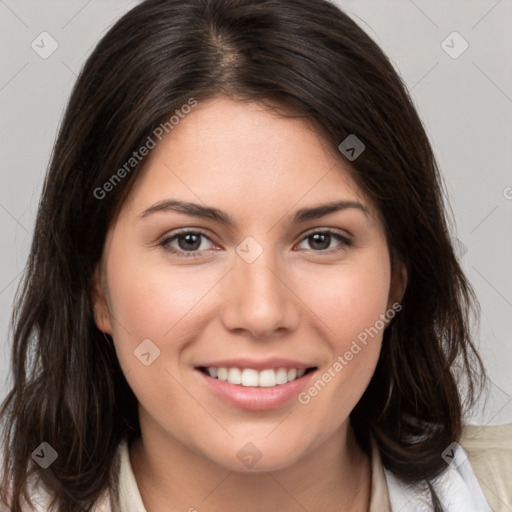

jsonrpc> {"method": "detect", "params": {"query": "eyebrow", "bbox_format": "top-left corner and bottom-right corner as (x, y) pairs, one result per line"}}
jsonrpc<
(139, 199), (369, 224)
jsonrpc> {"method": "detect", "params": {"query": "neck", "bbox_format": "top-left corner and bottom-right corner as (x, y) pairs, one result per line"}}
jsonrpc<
(130, 418), (371, 512)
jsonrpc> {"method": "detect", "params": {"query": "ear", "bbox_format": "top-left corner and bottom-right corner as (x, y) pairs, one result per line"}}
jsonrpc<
(388, 260), (407, 308)
(91, 265), (113, 335)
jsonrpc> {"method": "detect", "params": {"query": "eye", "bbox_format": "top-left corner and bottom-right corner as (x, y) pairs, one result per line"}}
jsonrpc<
(159, 228), (351, 258)
(296, 229), (351, 252)
(159, 230), (216, 257)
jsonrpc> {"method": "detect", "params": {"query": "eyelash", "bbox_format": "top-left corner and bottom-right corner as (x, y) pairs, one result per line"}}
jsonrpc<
(158, 229), (352, 258)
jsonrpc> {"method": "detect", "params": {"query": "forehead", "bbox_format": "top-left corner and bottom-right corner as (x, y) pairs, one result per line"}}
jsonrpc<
(122, 96), (376, 222)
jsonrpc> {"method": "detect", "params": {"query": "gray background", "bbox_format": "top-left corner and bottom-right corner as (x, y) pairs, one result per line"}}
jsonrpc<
(1, 0), (511, 425)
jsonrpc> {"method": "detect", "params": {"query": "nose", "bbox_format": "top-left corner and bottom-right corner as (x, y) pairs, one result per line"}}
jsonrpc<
(218, 247), (300, 339)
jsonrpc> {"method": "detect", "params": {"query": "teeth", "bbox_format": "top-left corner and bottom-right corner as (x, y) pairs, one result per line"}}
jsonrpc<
(275, 368), (288, 385)
(228, 367), (242, 384)
(217, 367), (228, 381)
(204, 366), (310, 387)
(241, 368), (259, 387)
(258, 369), (276, 387)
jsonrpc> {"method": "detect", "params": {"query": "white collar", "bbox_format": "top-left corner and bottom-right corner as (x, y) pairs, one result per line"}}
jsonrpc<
(384, 442), (492, 511)
(116, 439), (491, 511)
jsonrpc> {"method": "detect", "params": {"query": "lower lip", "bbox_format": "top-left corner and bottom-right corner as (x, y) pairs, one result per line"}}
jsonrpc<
(196, 369), (315, 411)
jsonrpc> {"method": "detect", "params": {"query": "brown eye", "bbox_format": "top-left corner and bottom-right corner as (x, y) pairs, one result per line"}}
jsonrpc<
(176, 233), (202, 251)
(308, 233), (331, 250)
(297, 230), (351, 252)
(160, 230), (215, 257)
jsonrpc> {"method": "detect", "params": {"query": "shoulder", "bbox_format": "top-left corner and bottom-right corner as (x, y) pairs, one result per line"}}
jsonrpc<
(0, 486), (112, 512)
(461, 423), (512, 450)
(0, 471), (114, 512)
(0, 474), (54, 512)
(460, 423), (512, 511)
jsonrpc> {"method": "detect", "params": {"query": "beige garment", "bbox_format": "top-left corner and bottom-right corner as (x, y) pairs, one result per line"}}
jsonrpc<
(460, 424), (512, 512)
(2, 424), (510, 511)
(116, 425), (512, 511)
(115, 438), (392, 511)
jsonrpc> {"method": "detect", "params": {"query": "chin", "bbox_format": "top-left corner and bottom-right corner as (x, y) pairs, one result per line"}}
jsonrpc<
(200, 434), (310, 473)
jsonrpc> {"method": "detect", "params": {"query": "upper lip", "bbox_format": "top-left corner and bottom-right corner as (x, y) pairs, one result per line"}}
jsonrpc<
(195, 358), (317, 371)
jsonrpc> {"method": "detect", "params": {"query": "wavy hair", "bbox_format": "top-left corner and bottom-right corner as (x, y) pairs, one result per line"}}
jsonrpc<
(1, 0), (485, 510)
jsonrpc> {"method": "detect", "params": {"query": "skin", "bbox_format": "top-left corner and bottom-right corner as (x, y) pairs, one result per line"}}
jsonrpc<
(93, 96), (407, 511)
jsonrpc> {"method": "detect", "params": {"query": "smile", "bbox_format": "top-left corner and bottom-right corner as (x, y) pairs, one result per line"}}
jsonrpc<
(198, 366), (315, 387)
(195, 361), (318, 411)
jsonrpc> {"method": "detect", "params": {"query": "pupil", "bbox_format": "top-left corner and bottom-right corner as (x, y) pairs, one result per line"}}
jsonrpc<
(178, 233), (201, 251)
(310, 233), (330, 250)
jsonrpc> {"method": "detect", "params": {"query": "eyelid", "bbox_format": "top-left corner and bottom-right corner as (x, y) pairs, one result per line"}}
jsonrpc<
(298, 227), (352, 244)
(163, 227), (213, 239)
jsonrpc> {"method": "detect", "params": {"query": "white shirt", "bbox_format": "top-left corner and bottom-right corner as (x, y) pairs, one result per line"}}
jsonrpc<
(8, 424), (512, 511)
(115, 425), (512, 511)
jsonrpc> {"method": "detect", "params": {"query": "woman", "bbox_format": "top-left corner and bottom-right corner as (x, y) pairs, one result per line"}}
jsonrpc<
(1, 0), (510, 510)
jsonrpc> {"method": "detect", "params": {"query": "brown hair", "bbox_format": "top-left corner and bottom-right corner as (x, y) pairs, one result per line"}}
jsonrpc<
(1, 0), (485, 510)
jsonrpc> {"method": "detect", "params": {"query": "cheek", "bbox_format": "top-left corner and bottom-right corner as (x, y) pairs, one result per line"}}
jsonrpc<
(303, 255), (391, 350)
(104, 249), (223, 427)
(103, 240), (225, 384)
(106, 249), (216, 341)
(294, 253), (390, 412)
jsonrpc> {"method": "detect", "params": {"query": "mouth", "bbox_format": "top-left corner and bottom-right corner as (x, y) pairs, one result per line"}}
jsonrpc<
(194, 363), (318, 411)
(196, 366), (317, 388)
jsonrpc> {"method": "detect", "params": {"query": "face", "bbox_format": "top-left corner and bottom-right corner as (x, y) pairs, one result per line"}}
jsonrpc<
(93, 96), (406, 472)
